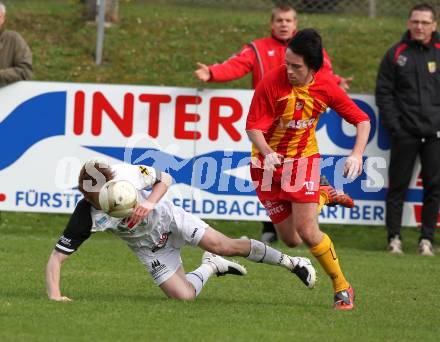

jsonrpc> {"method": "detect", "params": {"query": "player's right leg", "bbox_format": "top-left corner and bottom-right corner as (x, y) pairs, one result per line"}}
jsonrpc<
(319, 175), (355, 212)
(198, 227), (316, 289)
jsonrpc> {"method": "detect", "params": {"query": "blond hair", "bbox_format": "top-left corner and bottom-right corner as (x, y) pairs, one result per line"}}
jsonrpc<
(271, 2), (296, 22)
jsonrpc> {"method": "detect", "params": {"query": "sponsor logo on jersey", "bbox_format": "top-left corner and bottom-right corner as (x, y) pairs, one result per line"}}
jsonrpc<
(268, 50), (275, 57)
(97, 216), (109, 226)
(295, 101), (304, 111)
(139, 165), (150, 176)
(428, 61), (436, 73)
(116, 219), (136, 233)
(282, 118), (315, 129)
(151, 232), (171, 252)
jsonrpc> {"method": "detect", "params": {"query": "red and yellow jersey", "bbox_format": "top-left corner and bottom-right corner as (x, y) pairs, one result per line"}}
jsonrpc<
(246, 65), (370, 164)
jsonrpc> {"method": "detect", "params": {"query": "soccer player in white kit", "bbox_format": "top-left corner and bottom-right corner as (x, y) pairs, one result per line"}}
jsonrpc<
(46, 161), (316, 301)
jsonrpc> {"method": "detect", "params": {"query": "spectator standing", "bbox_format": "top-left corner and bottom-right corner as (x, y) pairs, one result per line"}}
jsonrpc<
(376, 3), (440, 256)
(195, 3), (353, 244)
(0, 1), (33, 87)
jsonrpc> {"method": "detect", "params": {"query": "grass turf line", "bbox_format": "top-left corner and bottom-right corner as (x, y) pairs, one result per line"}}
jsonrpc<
(0, 211), (439, 341)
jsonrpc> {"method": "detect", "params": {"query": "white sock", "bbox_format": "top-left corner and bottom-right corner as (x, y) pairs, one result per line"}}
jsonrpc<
(246, 239), (294, 271)
(186, 264), (214, 297)
(245, 239), (282, 265)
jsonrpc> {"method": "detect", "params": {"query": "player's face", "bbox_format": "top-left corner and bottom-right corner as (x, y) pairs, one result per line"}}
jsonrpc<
(285, 48), (314, 87)
(407, 10), (437, 45)
(271, 9), (297, 41)
(0, 11), (5, 28)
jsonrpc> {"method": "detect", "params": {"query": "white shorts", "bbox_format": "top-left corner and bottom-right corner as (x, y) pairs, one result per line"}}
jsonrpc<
(134, 206), (208, 285)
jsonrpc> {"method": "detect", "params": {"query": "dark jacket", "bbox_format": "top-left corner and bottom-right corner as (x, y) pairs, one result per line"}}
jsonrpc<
(375, 30), (440, 137)
(0, 27), (33, 86)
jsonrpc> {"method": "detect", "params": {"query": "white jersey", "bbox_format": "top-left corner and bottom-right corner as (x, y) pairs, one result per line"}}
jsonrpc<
(55, 162), (208, 285)
(90, 164), (176, 251)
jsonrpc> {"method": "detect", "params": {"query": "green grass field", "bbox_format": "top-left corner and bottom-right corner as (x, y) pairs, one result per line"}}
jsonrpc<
(1, 211), (439, 341)
(2, 1), (440, 341)
(7, 0), (404, 93)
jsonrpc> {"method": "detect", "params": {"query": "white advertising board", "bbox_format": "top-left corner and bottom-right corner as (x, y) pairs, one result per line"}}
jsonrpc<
(0, 81), (437, 227)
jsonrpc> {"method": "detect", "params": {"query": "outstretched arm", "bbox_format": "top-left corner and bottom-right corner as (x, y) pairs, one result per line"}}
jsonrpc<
(194, 44), (256, 83)
(128, 171), (173, 227)
(194, 62), (211, 82)
(46, 250), (72, 301)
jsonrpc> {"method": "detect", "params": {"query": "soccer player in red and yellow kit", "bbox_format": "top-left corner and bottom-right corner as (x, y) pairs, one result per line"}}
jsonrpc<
(246, 29), (371, 310)
(195, 3), (355, 245)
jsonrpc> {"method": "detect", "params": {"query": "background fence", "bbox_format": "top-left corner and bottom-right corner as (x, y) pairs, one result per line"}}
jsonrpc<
(167, 0), (440, 17)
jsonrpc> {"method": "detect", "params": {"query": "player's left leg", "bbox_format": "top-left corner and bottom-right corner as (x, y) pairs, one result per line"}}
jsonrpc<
(140, 246), (207, 301)
(184, 252), (247, 299)
(289, 202), (354, 310)
(151, 253), (242, 300)
(159, 258), (245, 300)
(159, 266), (200, 300)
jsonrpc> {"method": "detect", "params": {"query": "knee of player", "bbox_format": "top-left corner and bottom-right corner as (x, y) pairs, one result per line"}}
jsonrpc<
(295, 229), (318, 246)
(179, 294), (196, 302)
(208, 239), (235, 256)
(170, 291), (196, 301)
(281, 236), (302, 248)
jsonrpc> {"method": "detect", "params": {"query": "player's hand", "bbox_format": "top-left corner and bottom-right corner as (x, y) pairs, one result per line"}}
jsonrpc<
(344, 154), (363, 179)
(127, 201), (154, 228)
(49, 295), (72, 302)
(263, 152), (283, 171)
(339, 76), (353, 91)
(194, 62), (211, 82)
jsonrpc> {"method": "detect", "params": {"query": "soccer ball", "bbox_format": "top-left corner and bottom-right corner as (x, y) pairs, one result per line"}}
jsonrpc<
(99, 180), (138, 218)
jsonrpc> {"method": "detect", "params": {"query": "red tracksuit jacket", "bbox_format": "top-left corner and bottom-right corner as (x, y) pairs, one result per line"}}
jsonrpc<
(208, 33), (342, 89)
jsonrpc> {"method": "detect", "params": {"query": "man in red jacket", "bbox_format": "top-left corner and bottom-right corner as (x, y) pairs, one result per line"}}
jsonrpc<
(194, 3), (354, 243)
(195, 3), (352, 90)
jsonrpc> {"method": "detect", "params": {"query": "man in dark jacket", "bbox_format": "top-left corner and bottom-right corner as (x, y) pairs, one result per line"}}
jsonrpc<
(376, 3), (440, 256)
(0, 1), (33, 86)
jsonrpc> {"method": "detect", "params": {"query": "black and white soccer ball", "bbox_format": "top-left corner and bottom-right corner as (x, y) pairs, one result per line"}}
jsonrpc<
(99, 180), (138, 218)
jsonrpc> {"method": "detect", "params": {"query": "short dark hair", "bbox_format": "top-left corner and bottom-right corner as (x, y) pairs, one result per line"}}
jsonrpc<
(287, 28), (323, 71)
(271, 2), (296, 22)
(409, 3), (437, 20)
